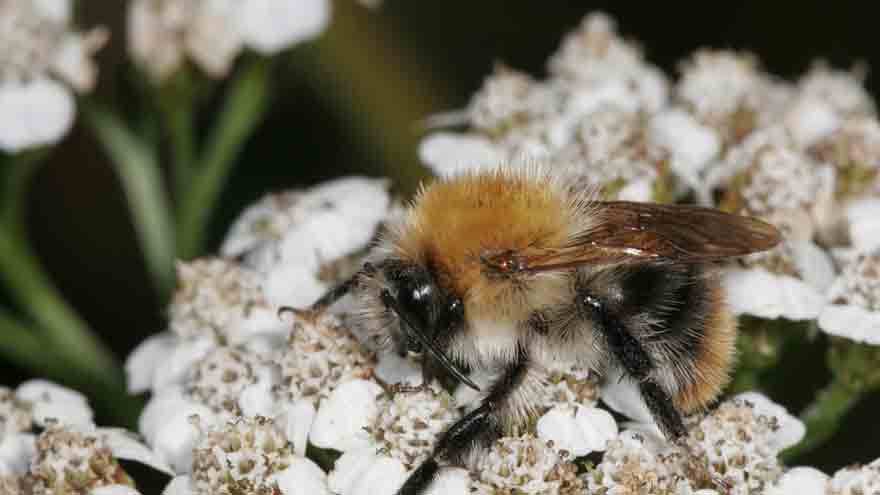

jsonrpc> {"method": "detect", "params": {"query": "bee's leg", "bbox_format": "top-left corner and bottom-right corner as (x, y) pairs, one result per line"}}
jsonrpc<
(583, 294), (687, 440)
(279, 262), (377, 319)
(396, 352), (531, 495)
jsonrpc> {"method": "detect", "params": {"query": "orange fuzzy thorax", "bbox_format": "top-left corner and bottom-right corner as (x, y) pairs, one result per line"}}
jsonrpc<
(393, 170), (576, 325)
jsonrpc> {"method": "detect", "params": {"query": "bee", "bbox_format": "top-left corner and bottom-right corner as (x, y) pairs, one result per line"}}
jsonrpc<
(296, 166), (780, 495)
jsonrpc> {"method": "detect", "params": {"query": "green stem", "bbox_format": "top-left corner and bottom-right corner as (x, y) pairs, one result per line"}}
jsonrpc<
(165, 98), (197, 200)
(781, 378), (862, 461)
(84, 103), (176, 296)
(1, 149), (49, 232)
(0, 309), (48, 371)
(176, 57), (272, 260)
(0, 227), (118, 381)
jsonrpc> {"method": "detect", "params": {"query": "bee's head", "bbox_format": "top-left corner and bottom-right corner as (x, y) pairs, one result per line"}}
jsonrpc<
(357, 259), (477, 391)
(383, 262), (463, 355)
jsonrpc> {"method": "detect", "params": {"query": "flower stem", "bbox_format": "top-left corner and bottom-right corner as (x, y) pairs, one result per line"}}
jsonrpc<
(1, 149), (49, 231)
(0, 227), (119, 380)
(0, 309), (49, 372)
(782, 338), (880, 461)
(782, 377), (862, 461)
(162, 92), (197, 201)
(175, 57), (272, 260)
(84, 103), (176, 296)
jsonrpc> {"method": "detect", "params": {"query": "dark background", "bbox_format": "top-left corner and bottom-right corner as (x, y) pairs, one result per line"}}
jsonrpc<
(3, 0), (879, 482)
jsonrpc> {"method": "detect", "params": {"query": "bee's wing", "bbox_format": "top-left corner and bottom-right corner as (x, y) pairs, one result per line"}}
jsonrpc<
(486, 201), (781, 273)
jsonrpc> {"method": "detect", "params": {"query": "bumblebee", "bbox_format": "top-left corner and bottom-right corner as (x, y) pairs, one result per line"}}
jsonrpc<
(297, 166), (780, 495)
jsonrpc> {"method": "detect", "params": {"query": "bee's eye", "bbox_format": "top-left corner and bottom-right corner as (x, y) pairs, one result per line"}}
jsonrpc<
(448, 298), (463, 318)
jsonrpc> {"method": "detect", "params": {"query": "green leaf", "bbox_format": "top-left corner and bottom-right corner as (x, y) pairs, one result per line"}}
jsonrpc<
(85, 103), (176, 295)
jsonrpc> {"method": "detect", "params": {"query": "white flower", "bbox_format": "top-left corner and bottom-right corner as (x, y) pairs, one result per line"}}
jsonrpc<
(26, 423), (171, 494)
(845, 198), (880, 252)
(138, 345), (281, 471)
(534, 366), (616, 458)
(323, 383), (472, 495)
(536, 405), (617, 458)
(647, 108), (721, 186)
(829, 458), (880, 495)
(588, 393), (802, 495)
(798, 64), (875, 118)
(675, 50), (787, 144)
(165, 416), (330, 495)
(125, 258), (287, 395)
(767, 467), (829, 495)
(418, 132), (504, 178)
(819, 248), (880, 344)
(548, 12), (669, 114)
(0, 0), (107, 151)
(1, 380), (106, 476)
(275, 314), (375, 408)
(127, 0), (330, 82)
(471, 435), (583, 495)
(725, 239), (835, 321)
(220, 177), (392, 309)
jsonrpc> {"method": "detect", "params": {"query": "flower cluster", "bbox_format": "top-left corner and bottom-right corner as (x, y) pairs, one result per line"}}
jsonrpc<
(0, 0), (107, 151)
(421, 12), (880, 341)
(0, 381), (171, 495)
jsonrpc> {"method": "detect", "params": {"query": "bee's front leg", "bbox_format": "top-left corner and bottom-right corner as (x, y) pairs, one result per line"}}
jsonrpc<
(396, 351), (531, 495)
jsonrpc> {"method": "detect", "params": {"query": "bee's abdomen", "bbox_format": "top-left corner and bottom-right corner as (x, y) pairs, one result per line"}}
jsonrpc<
(577, 263), (736, 413)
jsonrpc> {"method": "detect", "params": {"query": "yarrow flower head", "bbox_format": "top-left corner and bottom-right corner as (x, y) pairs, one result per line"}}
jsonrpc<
(471, 435), (584, 495)
(220, 177), (392, 309)
(819, 248), (880, 344)
(828, 458), (880, 495)
(366, 384), (459, 468)
(126, 258), (286, 396)
(0, 0), (108, 151)
(127, 0), (331, 82)
(159, 415), (330, 495)
(275, 314), (375, 407)
(28, 424), (134, 494)
(587, 392), (803, 495)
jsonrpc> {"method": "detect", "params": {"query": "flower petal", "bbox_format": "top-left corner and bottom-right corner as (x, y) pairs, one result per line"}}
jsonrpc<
(847, 198), (880, 252)
(161, 476), (195, 495)
(0, 433), (36, 476)
(425, 468), (471, 495)
(328, 448), (408, 495)
(537, 405), (617, 457)
(733, 392), (805, 452)
(98, 427), (174, 475)
(89, 485), (143, 495)
(238, 0), (331, 54)
(599, 372), (653, 424)
(0, 79), (75, 152)
(16, 379), (93, 428)
(283, 399), (316, 457)
(724, 267), (825, 320)
(818, 304), (880, 345)
(139, 387), (217, 473)
(33, 0), (72, 23)
(418, 132), (504, 177)
(648, 109), (720, 181)
(373, 351), (423, 387)
(767, 467), (829, 495)
(310, 379), (382, 452)
(125, 332), (177, 394)
(150, 338), (216, 392)
(272, 457), (331, 495)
